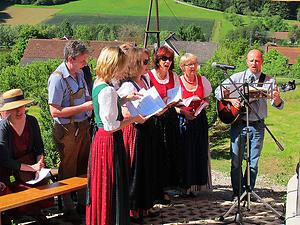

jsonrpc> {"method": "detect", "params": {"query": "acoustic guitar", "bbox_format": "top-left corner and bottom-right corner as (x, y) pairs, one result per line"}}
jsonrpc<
(216, 99), (245, 124)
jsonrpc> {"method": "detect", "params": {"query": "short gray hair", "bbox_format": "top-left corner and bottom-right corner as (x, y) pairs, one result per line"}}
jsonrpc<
(64, 40), (89, 61)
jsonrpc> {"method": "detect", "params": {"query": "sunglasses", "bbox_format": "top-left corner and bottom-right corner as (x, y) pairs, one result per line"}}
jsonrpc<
(143, 59), (149, 65)
(160, 56), (172, 62)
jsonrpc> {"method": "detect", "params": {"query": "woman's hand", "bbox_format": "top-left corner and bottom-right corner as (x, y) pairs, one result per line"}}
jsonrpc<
(126, 92), (143, 102)
(134, 115), (147, 124)
(181, 109), (196, 121)
(156, 107), (168, 116)
(31, 161), (44, 172)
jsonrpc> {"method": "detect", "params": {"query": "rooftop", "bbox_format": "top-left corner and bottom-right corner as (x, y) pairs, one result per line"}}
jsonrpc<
(21, 39), (126, 65)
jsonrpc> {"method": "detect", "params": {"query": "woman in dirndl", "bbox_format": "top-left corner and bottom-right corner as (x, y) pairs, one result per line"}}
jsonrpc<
(178, 53), (212, 195)
(147, 45), (182, 203)
(117, 47), (160, 223)
(86, 46), (145, 225)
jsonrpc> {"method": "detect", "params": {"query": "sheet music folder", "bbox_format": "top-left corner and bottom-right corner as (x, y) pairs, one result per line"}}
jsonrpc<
(220, 82), (273, 100)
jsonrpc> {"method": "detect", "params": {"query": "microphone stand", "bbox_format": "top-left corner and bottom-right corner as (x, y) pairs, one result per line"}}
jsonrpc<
(218, 69), (285, 224)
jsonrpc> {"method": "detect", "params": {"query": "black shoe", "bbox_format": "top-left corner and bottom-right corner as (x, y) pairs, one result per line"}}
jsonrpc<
(232, 194), (238, 202)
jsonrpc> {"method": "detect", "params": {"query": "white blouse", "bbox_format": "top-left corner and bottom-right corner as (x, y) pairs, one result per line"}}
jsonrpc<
(95, 82), (121, 131)
(117, 75), (151, 98)
(150, 69), (180, 86)
(180, 76), (212, 98)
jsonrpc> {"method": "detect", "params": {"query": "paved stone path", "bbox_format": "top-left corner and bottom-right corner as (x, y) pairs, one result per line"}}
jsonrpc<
(15, 170), (286, 225)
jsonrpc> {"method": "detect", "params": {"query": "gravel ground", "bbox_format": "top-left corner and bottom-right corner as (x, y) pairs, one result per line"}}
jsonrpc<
(14, 170), (287, 225)
(211, 170), (286, 192)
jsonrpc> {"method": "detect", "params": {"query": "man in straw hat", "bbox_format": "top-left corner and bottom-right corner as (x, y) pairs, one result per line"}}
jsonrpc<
(48, 40), (93, 221)
(0, 88), (53, 224)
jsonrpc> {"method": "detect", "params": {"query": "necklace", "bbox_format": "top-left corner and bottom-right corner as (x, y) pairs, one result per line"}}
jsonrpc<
(156, 70), (167, 80)
(183, 75), (196, 85)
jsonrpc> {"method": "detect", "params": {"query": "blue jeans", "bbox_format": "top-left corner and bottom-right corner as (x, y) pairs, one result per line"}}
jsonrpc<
(230, 120), (265, 196)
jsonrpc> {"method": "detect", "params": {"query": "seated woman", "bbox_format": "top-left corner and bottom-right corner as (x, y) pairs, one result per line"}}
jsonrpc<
(0, 89), (53, 225)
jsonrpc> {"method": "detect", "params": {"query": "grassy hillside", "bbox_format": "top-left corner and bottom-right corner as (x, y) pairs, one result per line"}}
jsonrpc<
(14, 0), (235, 42)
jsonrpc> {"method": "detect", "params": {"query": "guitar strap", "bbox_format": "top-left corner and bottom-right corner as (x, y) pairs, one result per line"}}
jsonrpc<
(258, 73), (266, 87)
(242, 71), (266, 86)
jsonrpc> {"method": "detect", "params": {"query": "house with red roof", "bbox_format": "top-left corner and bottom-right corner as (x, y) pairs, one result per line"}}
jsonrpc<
(265, 43), (300, 65)
(21, 39), (126, 65)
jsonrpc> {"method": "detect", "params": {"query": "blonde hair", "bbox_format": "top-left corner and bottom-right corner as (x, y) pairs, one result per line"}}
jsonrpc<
(123, 47), (149, 80)
(119, 42), (137, 53)
(95, 47), (127, 83)
(180, 53), (198, 67)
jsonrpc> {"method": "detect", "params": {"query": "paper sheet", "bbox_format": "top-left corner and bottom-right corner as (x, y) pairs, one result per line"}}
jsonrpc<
(127, 87), (166, 118)
(194, 101), (209, 116)
(179, 96), (201, 107)
(166, 86), (182, 105)
(26, 168), (51, 185)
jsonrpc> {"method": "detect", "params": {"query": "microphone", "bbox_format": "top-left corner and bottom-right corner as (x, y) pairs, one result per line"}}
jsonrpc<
(212, 62), (236, 70)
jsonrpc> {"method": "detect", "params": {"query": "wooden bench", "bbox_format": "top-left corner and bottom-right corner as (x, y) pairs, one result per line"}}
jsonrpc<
(0, 176), (87, 225)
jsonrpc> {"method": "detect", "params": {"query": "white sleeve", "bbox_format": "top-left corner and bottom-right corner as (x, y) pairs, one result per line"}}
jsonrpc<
(117, 82), (137, 98)
(201, 76), (212, 98)
(214, 72), (243, 100)
(98, 86), (121, 131)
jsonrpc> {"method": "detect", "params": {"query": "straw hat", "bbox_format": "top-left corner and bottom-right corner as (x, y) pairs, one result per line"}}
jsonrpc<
(0, 89), (33, 111)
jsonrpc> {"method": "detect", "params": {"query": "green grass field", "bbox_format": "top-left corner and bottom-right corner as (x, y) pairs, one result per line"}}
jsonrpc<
(211, 78), (300, 186)
(13, 0), (235, 42)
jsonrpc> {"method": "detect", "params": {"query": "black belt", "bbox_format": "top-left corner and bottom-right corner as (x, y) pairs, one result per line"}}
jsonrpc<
(55, 119), (89, 128)
(241, 119), (264, 126)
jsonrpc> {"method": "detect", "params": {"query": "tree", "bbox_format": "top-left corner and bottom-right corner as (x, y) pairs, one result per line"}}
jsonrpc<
(288, 25), (300, 45)
(97, 24), (118, 41)
(10, 25), (45, 64)
(225, 22), (267, 46)
(289, 57), (300, 78)
(224, 12), (244, 27)
(0, 25), (18, 47)
(263, 16), (289, 32)
(59, 20), (74, 38)
(177, 25), (205, 41)
(74, 25), (95, 41)
(117, 25), (143, 43)
(263, 49), (289, 77)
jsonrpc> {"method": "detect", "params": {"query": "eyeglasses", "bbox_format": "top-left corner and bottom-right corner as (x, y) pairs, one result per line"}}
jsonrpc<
(160, 56), (172, 62)
(184, 63), (197, 67)
(143, 59), (149, 65)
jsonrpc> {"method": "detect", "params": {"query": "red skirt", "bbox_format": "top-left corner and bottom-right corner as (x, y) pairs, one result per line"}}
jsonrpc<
(122, 123), (136, 167)
(86, 128), (130, 225)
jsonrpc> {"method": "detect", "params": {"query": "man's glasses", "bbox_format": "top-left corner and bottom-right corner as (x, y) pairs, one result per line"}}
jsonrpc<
(160, 56), (172, 62)
(143, 59), (149, 65)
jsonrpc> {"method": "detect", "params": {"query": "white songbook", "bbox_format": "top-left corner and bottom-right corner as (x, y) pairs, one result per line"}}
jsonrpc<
(126, 86), (182, 118)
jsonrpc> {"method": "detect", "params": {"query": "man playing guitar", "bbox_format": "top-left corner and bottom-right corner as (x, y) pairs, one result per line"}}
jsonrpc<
(214, 49), (284, 200)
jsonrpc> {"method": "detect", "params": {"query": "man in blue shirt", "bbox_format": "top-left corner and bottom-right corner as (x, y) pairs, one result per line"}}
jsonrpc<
(215, 49), (284, 200)
(48, 40), (93, 220)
